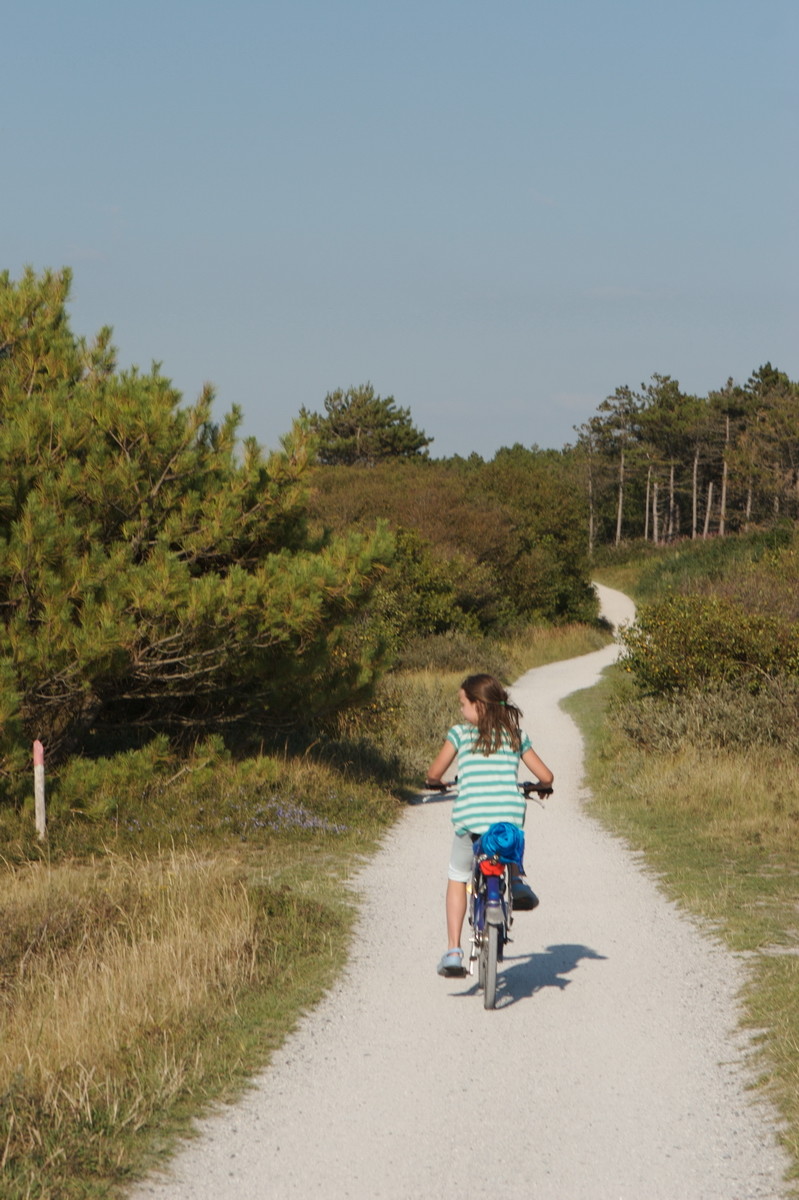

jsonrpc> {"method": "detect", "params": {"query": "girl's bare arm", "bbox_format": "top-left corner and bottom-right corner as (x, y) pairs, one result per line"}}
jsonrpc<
(425, 740), (457, 784)
(521, 746), (554, 787)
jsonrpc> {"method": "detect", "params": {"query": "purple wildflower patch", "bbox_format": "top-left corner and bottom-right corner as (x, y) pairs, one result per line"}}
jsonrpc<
(268, 802), (347, 834)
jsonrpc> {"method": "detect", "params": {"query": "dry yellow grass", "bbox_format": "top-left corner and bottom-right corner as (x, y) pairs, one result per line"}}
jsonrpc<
(0, 772), (378, 1199)
(501, 622), (611, 675)
(0, 852), (279, 1191)
(4, 857), (253, 1072)
(606, 743), (799, 858)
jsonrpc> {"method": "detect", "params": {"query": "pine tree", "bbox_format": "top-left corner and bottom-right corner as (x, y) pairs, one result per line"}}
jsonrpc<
(301, 383), (432, 466)
(0, 269), (393, 782)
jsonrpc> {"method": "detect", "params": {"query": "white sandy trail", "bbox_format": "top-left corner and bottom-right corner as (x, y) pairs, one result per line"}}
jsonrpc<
(131, 584), (788, 1199)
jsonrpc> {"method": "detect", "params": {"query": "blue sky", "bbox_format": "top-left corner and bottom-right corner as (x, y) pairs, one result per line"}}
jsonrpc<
(5, 0), (798, 458)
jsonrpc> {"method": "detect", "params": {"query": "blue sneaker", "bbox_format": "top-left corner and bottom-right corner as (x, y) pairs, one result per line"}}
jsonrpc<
(437, 948), (466, 977)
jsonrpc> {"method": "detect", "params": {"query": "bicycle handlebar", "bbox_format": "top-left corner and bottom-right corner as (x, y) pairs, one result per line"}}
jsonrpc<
(519, 781), (554, 798)
(422, 779), (553, 798)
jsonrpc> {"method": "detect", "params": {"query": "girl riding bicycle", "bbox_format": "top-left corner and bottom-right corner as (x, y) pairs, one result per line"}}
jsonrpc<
(425, 673), (554, 977)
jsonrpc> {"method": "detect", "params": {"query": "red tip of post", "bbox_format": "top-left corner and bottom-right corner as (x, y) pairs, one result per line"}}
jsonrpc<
(33, 740), (44, 766)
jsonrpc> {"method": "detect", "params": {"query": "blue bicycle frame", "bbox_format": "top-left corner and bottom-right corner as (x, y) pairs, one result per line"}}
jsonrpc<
(467, 838), (513, 1009)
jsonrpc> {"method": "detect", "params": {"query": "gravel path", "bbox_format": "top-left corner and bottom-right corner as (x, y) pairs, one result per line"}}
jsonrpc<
(131, 584), (789, 1199)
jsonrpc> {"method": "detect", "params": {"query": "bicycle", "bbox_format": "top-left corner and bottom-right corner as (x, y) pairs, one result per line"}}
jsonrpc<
(423, 780), (553, 1009)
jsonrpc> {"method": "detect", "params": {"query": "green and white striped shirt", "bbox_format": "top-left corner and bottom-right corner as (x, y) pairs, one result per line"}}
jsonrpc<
(447, 722), (533, 835)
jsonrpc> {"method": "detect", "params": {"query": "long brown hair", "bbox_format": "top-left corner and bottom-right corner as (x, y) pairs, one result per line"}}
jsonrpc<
(461, 673), (523, 756)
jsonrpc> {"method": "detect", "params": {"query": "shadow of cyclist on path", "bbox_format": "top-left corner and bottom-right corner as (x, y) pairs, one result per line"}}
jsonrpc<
(498, 943), (607, 1007)
(450, 943), (607, 1007)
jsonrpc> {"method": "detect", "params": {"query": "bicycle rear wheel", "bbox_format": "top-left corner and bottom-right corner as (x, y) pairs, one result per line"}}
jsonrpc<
(483, 923), (499, 1009)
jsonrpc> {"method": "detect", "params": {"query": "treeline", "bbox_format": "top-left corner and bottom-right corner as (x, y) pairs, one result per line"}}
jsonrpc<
(576, 366), (799, 548)
(304, 366), (799, 582)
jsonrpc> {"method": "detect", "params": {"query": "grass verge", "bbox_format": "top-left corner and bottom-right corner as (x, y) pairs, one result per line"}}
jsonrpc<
(564, 671), (799, 1191)
(0, 760), (393, 1199)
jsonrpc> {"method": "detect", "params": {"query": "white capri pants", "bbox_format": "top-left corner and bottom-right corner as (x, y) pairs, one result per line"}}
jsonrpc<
(448, 831), (476, 883)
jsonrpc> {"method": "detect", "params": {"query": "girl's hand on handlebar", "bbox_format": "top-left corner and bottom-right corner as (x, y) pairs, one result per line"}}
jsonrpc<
(520, 781), (554, 799)
(421, 779), (456, 804)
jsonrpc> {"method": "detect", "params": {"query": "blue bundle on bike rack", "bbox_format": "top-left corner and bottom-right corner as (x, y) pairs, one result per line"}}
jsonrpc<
(476, 821), (525, 867)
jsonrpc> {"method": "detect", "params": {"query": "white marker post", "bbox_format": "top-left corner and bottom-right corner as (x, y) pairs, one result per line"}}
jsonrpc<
(33, 739), (46, 840)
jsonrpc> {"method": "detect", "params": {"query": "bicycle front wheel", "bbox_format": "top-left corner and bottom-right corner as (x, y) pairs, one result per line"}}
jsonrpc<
(483, 923), (499, 1009)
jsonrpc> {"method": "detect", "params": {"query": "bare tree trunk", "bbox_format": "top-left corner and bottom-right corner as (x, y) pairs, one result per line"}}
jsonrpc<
(692, 448), (699, 539)
(587, 457), (595, 555)
(719, 415), (730, 536)
(615, 447), (625, 546)
(644, 465), (651, 541)
(744, 480), (753, 530)
(652, 480), (659, 545)
(667, 462), (675, 541)
(703, 480), (714, 539)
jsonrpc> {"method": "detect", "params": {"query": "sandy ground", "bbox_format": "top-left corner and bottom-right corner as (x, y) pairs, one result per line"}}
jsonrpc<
(130, 584), (789, 1199)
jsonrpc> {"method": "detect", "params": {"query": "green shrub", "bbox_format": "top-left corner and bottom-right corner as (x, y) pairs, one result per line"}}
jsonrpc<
(52, 735), (175, 821)
(620, 594), (799, 695)
(309, 452), (595, 631)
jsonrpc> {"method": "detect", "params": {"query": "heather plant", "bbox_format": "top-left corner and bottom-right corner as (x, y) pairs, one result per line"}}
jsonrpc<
(2, 739), (392, 863)
(616, 678), (799, 754)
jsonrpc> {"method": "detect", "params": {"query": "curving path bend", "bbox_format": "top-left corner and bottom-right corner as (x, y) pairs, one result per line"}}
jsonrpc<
(131, 584), (788, 1200)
